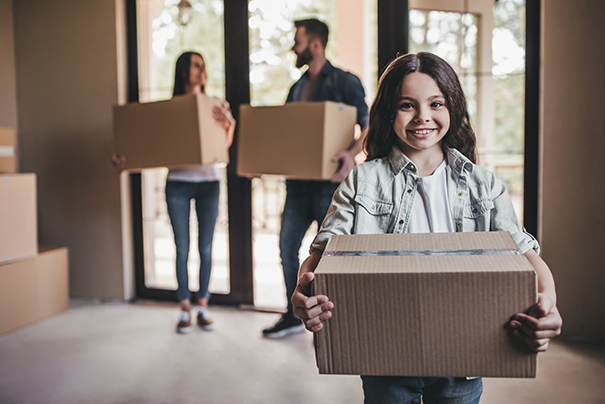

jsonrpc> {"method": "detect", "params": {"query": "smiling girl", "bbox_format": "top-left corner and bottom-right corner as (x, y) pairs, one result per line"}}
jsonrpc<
(291, 52), (562, 403)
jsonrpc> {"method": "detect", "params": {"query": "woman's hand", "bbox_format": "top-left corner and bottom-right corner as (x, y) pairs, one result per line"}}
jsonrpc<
(212, 100), (235, 148)
(291, 250), (333, 332)
(111, 153), (127, 171)
(508, 294), (562, 352)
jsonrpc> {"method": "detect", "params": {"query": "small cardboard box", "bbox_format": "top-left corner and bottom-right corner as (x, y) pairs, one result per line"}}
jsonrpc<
(314, 231), (537, 378)
(0, 246), (69, 335)
(113, 93), (229, 170)
(237, 102), (357, 180)
(0, 127), (16, 173)
(0, 174), (38, 264)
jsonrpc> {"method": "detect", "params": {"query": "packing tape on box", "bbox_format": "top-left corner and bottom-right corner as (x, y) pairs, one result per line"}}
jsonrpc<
(0, 146), (15, 157)
(323, 248), (522, 257)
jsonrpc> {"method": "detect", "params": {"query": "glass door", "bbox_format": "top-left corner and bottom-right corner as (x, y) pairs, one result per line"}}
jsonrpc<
(134, 0), (231, 299)
(408, 0), (527, 222)
(247, 0), (378, 310)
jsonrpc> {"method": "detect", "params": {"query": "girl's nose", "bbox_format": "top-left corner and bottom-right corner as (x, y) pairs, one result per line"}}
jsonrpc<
(414, 114), (430, 123)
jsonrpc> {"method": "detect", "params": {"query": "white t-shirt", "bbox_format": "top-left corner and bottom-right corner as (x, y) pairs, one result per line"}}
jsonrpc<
(407, 159), (454, 233)
(166, 164), (221, 183)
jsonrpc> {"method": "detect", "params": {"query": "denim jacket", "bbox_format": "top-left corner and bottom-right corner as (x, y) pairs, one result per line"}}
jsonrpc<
(311, 147), (539, 253)
(286, 60), (369, 129)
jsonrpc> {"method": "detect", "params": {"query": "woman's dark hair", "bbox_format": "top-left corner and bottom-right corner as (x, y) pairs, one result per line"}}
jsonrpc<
(173, 51), (205, 96)
(364, 52), (477, 163)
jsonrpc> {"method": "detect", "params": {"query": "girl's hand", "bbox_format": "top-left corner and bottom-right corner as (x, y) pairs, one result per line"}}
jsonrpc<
(508, 294), (562, 352)
(292, 271), (334, 332)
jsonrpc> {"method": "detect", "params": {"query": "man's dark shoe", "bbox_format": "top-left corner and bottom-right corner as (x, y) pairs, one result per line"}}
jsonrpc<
(262, 312), (305, 339)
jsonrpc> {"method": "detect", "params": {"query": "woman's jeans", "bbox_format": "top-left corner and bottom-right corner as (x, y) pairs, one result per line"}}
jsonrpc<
(361, 376), (483, 404)
(279, 180), (339, 312)
(165, 180), (220, 302)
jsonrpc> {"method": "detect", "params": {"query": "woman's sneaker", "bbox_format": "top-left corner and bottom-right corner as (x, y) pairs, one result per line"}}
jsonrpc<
(176, 310), (193, 334)
(262, 312), (305, 339)
(195, 306), (215, 331)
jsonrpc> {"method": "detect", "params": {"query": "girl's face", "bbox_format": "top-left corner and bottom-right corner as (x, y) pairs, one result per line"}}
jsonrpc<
(188, 54), (207, 91)
(392, 72), (450, 160)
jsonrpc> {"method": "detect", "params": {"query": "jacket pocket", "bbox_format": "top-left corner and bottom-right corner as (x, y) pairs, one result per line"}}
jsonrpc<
(463, 199), (494, 231)
(354, 194), (393, 233)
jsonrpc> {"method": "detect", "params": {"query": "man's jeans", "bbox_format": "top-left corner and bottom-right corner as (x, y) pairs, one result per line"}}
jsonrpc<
(165, 180), (220, 302)
(280, 180), (339, 312)
(361, 376), (483, 404)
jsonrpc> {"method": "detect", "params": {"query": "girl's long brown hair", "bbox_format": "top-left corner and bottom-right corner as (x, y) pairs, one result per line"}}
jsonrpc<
(364, 53), (477, 163)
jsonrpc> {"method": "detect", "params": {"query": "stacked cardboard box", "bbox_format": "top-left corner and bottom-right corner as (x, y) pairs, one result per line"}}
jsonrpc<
(113, 93), (229, 170)
(0, 127), (16, 173)
(237, 101), (357, 180)
(313, 231), (538, 378)
(0, 130), (69, 335)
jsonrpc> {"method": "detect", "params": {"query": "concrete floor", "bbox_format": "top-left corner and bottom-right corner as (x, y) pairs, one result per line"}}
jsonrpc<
(0, 300), (604, 404)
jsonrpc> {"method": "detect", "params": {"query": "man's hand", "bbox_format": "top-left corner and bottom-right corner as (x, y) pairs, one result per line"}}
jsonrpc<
(330, 150), (356, 183)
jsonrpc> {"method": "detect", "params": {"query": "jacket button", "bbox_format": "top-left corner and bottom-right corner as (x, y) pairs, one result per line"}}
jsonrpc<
(407, 189), (412, 193)
(458, 192), (462, 196)
(457, 222), (461, 227)
(473, 208), (478, 213)
(399, 220), (404, 225)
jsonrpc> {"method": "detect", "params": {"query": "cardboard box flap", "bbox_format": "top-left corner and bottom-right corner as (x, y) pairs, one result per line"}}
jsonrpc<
(0, 127), (16, 173)
(323, 231), (521, 253)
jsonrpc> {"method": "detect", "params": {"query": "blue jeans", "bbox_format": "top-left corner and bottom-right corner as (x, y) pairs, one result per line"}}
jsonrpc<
(361, 376), (483, 404)
(280, 180), (339, 312)
(165, 180), (220, 302)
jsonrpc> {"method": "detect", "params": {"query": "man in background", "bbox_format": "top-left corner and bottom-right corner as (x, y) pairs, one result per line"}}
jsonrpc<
(262, 18), (369, 339)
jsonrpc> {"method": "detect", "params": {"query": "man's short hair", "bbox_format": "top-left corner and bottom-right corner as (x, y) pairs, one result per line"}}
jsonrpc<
(294, 18), (329, 48)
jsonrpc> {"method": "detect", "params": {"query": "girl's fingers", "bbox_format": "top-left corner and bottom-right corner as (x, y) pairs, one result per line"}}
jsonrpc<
(514, 311), (562, 334)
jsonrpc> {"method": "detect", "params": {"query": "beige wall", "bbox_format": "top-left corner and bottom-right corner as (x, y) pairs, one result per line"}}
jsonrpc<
(0, 0), (18, 128)
(12, 0), (129, 299)
(541, 0), (605, 341)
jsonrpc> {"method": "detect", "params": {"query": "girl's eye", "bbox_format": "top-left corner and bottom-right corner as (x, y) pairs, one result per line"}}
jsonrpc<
(431, 101), (444, 108)
(399, 102), (414, 110)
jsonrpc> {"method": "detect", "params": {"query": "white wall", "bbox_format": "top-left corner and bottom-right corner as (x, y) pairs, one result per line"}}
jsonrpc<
(541, 0), (605, 341)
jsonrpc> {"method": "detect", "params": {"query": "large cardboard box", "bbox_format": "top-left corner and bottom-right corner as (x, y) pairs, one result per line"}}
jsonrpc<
(314, 231), (537, 378)
(0, 246), (69, 335)
(113, 93), (229, 170)
(237, 102), (357, 180)
(0, 174), (37, 264)
(0, 127), (16, 173)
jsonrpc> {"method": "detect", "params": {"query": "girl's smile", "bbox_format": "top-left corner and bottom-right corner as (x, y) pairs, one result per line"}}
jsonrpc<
(393, 72), (450, 162)
(407, 128), (439, 138)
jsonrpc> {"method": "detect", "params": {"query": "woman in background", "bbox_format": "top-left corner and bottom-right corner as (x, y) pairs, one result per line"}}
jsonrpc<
(114, 51), (234, 334)
(167, 51), (234, 334)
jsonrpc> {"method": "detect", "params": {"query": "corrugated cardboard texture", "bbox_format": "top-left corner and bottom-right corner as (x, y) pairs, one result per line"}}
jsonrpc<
(0, 246), (69, 335)
(0, 127), (16, 173)
(113, 93), (228, 170)
(0, 174), (37, 264)
(314, 232), (537, 378)
(237, 102), (356, 180)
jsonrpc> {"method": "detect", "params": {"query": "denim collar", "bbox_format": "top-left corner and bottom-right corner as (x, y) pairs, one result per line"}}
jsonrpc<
(387, 146), (474, 176)
(300, 60), (335, 82)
